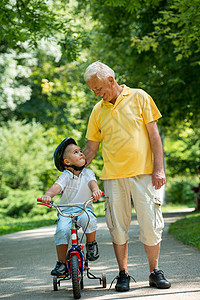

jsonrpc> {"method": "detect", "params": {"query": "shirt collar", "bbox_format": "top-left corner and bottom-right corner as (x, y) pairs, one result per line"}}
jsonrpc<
(64, 169), (84, 179)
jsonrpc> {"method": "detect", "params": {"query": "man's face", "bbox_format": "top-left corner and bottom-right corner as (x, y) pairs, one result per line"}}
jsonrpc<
(87, 75), (116, 103)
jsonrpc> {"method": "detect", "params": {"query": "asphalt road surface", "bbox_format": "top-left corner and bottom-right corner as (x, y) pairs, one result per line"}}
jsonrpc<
(0, 209), (200, 300)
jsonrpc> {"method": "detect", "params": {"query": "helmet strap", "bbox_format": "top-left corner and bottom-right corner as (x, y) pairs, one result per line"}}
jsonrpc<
(63, 160), (87, 172)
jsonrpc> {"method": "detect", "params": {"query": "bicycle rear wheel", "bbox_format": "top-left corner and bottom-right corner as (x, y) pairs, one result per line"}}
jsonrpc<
(71, 255), (81, 299)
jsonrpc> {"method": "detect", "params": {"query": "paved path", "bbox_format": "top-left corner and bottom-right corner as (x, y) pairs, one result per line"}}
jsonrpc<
(0, 210), (200, 300)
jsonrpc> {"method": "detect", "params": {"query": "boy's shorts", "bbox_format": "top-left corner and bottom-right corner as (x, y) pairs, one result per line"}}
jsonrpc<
(54, 207), (97, 246)
(103, 174), (164, 246)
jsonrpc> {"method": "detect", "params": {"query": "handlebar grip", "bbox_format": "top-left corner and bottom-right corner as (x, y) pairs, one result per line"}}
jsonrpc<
(37, 202), (51, 208)
(37, 198), (52, 208)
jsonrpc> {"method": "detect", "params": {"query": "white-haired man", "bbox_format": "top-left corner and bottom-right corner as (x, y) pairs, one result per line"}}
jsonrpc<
(83, 61), (171, 292)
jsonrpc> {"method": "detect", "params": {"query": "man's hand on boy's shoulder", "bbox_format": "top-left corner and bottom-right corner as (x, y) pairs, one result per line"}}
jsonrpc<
(92, 189), (102, 202)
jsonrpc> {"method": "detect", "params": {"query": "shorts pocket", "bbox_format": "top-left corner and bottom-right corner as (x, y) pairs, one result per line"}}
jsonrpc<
(105, 197), (114, 230)
(153, 197), (164, 230)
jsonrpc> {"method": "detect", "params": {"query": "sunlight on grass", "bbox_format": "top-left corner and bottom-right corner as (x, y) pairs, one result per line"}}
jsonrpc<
(169, 212), (200, 249)
(0, 202), (196, 236)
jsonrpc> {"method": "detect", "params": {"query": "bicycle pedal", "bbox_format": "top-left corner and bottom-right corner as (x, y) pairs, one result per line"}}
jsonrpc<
(57, 274), (66, 278)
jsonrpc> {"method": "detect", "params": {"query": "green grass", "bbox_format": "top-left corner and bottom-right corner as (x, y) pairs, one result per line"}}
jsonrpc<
(0, 213), (57, 236)
(169, 211), (200, 249)
(0, 202), (196, 239)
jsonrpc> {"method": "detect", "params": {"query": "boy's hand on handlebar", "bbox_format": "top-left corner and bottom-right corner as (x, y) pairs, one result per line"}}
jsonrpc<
(92, 189), (102, 202)
(40, 195), (52, 204)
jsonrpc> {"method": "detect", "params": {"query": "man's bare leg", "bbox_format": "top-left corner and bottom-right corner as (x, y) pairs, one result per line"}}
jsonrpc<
(113, 241), (128, 273)
(144, 243), (160, 273)
(113, 241), (130, 292)
(144, 242), (171, 288)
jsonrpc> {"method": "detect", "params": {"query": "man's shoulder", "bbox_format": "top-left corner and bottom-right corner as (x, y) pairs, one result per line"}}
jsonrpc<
(128, 87), (148, 97)
(93, 100), (103, 110)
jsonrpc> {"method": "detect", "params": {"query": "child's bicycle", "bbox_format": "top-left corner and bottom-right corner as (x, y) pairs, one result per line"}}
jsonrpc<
(37, 194), (106, 299)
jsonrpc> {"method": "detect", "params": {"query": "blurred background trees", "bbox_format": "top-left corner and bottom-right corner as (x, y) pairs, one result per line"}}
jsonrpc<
(0, 0), (199, 219)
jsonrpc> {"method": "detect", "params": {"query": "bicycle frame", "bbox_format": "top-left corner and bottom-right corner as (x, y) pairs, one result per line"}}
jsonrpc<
(37, 194), (106, 298)
(37, 197), (93, 272)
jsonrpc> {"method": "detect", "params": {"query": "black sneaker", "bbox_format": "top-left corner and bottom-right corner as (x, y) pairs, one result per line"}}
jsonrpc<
(115, 270), (130, 292)
(51, 261), (67, 277)
(86, 241), (99, 261)
(109, 270), (136, 292)
(149, 269), (171, 289)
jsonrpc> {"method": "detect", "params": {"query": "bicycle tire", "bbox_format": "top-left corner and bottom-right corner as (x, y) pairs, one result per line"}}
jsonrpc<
(71, 255), (81, 299)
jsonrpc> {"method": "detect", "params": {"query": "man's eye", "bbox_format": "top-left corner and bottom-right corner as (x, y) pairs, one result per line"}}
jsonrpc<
(95, 88), (101, 92)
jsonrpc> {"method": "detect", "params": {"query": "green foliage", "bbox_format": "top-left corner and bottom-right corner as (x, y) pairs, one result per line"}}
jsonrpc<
(0, 202), (195, 236)
(169, 212), (200, 249)
(0, 0), (87, 60)
(165, 122), (200, 176)
(0, 189), (42, 217)
(0, 0), (199, 219)
(0, 50), (32, 113)
(165, 177), (196, 204)
(77, 0), (200, 130)
(0, 119), (56, 194)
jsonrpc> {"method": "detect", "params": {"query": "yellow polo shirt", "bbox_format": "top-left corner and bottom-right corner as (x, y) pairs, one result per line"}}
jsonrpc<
(86, 85), (162, 180)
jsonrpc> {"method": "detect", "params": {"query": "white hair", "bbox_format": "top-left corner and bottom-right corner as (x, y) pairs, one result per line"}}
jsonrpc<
(84, 61), (115, 82)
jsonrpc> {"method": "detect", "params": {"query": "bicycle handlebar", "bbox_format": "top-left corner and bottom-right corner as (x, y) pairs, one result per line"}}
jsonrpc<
(37, 191), (104, 218)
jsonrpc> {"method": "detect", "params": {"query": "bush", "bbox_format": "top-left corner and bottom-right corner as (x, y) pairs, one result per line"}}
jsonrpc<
(165, 178), (196, 204)
(0, 188), (45, 217)
(0, 119), (57, 194)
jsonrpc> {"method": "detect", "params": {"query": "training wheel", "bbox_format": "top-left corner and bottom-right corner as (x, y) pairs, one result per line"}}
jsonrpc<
(53, 276), (58, 291)
(101, 273), (106, 288)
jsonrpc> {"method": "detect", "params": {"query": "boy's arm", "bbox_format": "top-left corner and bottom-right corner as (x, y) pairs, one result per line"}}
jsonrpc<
(88, 180), (102, 202)
(40, 183), (62, 204)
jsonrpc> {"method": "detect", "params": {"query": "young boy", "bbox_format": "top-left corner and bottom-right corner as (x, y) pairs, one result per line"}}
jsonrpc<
(40, 137), (102, 276)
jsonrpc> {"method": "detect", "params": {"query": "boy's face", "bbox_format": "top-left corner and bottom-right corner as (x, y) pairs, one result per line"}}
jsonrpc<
(63, 144), (86, 168)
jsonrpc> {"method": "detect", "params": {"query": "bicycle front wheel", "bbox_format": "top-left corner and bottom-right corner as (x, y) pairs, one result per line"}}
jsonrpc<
(71, 255), (81, 299)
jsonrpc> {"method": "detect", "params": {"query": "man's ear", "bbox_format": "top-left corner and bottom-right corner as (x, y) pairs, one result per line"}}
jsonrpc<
(108, 76), (114, 85)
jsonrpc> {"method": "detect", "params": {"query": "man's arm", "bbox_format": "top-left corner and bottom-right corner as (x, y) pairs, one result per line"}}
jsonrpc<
(83, 140), (100, 166)
(146, 121), (166, 190)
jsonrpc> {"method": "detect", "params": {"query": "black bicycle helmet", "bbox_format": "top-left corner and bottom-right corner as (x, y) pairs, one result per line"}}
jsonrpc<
(54, 137), (77, 171)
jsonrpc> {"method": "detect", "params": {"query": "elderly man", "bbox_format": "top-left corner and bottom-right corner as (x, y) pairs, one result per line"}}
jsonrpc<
(83, 61), (171, 292)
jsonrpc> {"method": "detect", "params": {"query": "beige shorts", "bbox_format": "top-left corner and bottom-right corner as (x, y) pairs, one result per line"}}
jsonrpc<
(103, 174), (164, 246)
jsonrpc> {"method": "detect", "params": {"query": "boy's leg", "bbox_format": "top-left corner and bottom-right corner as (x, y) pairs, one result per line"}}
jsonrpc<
(85, 231), (96, 243)
(56, 244), (68, 263)
(51, 244), (68, 276)
(78, 211), (99, 261)
(85, 234), (99, 261)
(52, 212), (71, 276)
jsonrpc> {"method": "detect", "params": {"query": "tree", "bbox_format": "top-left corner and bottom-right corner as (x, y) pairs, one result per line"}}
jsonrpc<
(76, 0), (200, 130)
(0, 0), (86, 59)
